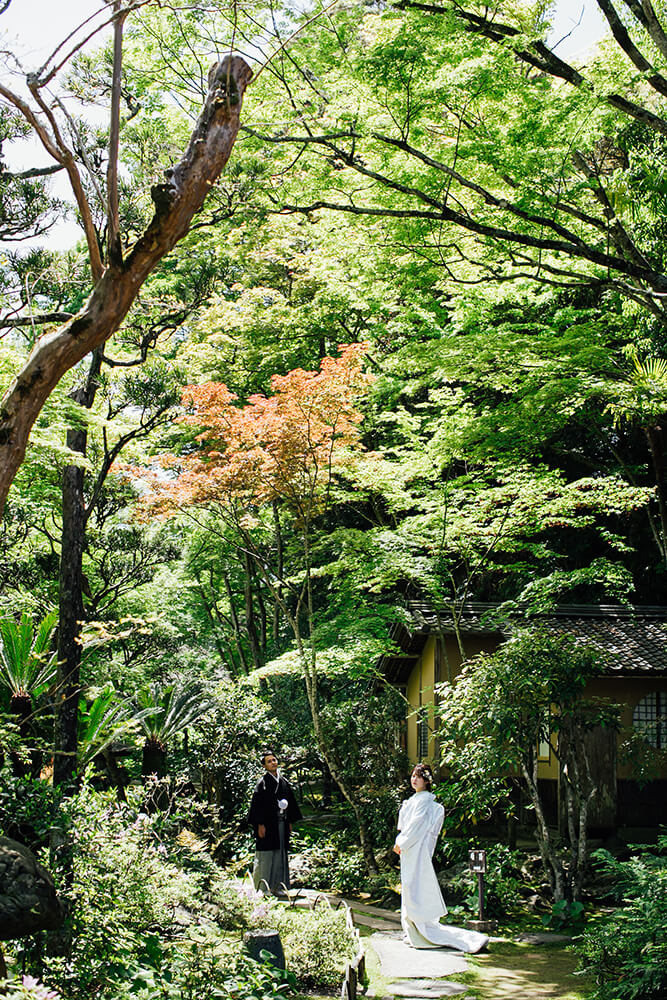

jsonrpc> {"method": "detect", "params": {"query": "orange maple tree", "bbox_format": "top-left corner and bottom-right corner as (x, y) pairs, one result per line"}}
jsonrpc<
(142, 341), (374, 516)
(134, 342), (381, 871)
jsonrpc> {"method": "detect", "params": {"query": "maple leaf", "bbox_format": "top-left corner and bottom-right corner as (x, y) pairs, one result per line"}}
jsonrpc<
(136, 342), (374, 518)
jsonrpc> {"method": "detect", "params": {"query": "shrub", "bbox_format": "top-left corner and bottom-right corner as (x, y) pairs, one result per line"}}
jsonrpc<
(213, 880), (283, 930)
(576, 838), (667, 1000)
(270, 906), (358, 989)
(441, 842), (524, 919)
(541, 899), (585, 931)
(210, 882), (358, 991)
(0, 772), (55, 848)
(4, 977), (61, 1000)
(42, 783), (209, 998)
(291, 838), (369, 893)
(108, 925), (296, 1000)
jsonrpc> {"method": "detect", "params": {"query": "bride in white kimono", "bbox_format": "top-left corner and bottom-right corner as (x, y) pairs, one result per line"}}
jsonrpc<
(393, 764), (488, 953)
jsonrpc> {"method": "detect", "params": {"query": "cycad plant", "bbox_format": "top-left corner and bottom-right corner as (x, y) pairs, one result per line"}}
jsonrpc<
(0, 610), (57, 775)
(78, 687), (147, 799)
(0, 610), (58, 720)
(135, 683), (210, 778)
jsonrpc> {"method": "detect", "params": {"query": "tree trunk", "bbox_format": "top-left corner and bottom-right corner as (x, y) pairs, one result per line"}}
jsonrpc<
(645, 423), (667, 562)
(0, 56), (252, 515)
(272, 502), (283, 641)
(223, 571), (250, 673)
(522, 754), (566, 901)
(142, 738), (167, 778)
(53, 430), (86, 793)
(8, 692), (34, 777)
(49, 429), (88, 947)
(102, 748), (128, 802)
(195, 580), (232, 669)
(256, 579), (268, 658)
(321, 759), (333, 807)
(242, 550), (263, 669)
(300, 650), (379, 874)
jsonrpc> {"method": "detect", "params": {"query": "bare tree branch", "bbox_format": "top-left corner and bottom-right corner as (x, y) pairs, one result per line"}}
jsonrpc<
(0, 312), (74, 329)
(0, 55), (253, 515)
(277, 193), (667, 293)
(247, 126), (667, 296)
(0, 163), (64, 180)
(107, 0), (127, 265)
(619, 0), (667, 62)
(596, 0), (667, 98)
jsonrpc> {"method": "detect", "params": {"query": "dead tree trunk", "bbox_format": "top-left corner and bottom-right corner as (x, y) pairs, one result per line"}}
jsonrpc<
(0, 56), (252, 514)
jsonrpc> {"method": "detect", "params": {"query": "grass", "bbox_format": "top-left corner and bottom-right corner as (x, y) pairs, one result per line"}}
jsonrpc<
(358, 924), (592, 1000)
(438, 940), (591, 1000)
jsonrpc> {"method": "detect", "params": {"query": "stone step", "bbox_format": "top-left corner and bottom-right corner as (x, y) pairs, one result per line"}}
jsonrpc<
(369, 934), (469, 979)
(387, 981), (468, 998)
(352, 912), (403, 931)
(342, 899), (402, 922)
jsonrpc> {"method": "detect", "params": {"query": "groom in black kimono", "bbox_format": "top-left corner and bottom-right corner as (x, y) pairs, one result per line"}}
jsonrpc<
(247, 750), (302, 895)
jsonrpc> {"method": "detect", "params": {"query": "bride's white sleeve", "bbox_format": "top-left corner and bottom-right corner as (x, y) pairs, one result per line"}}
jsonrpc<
(395, 800), (427, 850)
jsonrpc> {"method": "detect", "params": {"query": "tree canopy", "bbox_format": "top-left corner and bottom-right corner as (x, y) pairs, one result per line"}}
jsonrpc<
(2, 2), (667, 993)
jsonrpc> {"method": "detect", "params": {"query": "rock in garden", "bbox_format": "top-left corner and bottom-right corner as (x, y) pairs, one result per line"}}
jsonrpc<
(0, 837), (65, 938)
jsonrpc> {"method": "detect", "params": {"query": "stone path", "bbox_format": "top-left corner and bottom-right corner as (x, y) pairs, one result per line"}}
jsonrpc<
(338, 897), (582, 1000)
(369, 931), (469, 980)
(386, 981), (468, 999)
(281, 888), (582, 1000)
(332, 898), (475, 1000)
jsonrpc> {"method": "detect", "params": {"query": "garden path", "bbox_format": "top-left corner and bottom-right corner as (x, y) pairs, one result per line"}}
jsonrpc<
(282, 888), (582, 1000)
(337, 898), (581, 1000)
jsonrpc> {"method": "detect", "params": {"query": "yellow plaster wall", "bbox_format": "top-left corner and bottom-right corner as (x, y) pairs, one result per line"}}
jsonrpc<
(406, 636), (435, 762)
(405, 633), (562, 779)
(406, 634), (502, 764)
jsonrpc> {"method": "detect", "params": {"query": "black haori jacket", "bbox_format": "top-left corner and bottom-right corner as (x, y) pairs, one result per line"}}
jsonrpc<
(247, 772), (302, 851)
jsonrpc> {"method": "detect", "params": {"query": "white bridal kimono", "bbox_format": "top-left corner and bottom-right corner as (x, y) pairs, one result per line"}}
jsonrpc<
(395, 790), (488, 953)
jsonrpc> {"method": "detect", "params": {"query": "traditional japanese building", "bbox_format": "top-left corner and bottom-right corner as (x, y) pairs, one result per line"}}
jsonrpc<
(380, 603), (667, 830)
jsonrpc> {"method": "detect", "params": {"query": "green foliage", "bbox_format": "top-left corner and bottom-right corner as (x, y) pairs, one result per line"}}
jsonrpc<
(6, 5), (667, 997)
(107, 927), (296, 1000)
(0, 107), (64, 243)
(77, 687), (139, 768)
(0, 713), (23, 762)
(437, 628), (615, 794)
(619, 727), (667, 788)
(269, 906), (357, 990)
(190, 679), (281, 853)
(541, 899), (585, 931)
(443, 843), (525, 920)
(134, 682), (210, 744)
(576, 840), (667, 1000)
(437, 628), (618, 900)
(43, 783), (207, 999)
(3, 977), (61, 1000)
(293, 838), (368, 894)
(191, 881), (356, 991)
(0, 772), (55, 848)
(250, 653), (408, 844)
(0, 610), (58, 703)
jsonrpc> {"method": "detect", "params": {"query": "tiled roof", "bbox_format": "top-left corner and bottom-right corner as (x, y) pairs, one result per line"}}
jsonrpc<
(391, 602), (667, 675)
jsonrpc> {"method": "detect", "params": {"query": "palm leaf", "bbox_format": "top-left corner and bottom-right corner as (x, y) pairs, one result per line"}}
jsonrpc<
(0, 610), (58, 698)
(135, 683), (212, 743)
(633, 356), (667, 384)
(78, 688), (152, 767)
